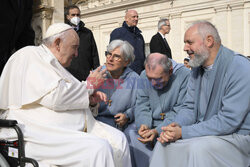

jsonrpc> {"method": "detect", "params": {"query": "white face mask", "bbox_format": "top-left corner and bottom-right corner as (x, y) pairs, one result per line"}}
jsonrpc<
(70, 17), (80, 26)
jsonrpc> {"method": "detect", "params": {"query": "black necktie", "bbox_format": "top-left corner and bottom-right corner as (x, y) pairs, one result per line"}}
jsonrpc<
(163, 37), (172, 58)
(163, 38), (169, 47)
(163, 38), (167, 43)
(17, 0), (20, 8)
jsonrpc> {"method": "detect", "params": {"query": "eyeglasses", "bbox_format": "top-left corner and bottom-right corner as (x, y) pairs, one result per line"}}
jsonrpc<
(105, 51), (122, 61)
(70, 14), (80, 17)
(148, 77), (163, 83)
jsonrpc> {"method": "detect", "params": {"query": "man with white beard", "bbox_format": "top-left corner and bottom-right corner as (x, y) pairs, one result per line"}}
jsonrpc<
(149, 21), (250, 167)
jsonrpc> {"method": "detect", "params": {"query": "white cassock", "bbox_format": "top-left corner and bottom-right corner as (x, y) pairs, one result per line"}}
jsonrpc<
(0, 45), (131, 167)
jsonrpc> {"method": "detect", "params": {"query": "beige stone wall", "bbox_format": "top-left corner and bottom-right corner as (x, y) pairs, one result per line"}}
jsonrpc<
(32, 0), (65, 45)
(77, 0), (250, 64)
(33, 0), (250, 64)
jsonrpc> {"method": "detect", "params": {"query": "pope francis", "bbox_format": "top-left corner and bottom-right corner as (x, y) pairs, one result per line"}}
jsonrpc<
(0, 23), (131, 167)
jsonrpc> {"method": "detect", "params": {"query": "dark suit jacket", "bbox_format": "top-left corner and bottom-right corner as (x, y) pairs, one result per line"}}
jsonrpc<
(0, 0), (35, 75)
(149, 32), (172, 59)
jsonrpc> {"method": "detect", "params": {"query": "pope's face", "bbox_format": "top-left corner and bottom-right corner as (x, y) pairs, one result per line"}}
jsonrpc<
(58, 29), (79, 67)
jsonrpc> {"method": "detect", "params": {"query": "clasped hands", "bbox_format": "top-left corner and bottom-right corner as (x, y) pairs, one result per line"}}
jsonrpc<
(137, 125), (158, 144)
(157, 122), (182, 144)
(137, 123), (182, 144)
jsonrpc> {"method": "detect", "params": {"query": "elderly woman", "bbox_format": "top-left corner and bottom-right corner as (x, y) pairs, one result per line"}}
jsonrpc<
(96, 39), (139, 132)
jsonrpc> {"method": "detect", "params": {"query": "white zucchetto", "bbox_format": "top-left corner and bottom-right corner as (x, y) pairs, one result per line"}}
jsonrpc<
(44, 23), (72, 39)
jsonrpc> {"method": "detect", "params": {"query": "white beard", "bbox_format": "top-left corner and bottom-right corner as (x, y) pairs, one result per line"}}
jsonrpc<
(189, 46), (209, 68)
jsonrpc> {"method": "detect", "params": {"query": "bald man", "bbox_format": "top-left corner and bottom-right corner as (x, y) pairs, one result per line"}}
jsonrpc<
(128, 53), (190, 167)
(110, 9), (145, 75)
(0, 23), (131, 167)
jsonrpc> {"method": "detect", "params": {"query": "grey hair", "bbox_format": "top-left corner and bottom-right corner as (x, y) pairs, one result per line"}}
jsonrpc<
(107, 40), (135, 65)
(158, 18), (169, 31)
(42, 30), (68, 47)
(191, 20), (221, 44)
(144, 53), (172, 73)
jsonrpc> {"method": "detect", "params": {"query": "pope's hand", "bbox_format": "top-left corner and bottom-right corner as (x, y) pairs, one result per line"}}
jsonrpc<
(89, 91), (107, 106)
(87, 66), (107, 89)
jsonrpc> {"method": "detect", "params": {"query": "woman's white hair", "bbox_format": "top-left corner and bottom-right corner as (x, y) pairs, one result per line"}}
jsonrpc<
(107, 40), (135, 65)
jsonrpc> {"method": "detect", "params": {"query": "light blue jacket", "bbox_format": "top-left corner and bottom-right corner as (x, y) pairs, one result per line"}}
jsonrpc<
(174, 46), (250, 139)
(97, 67), (139, 128)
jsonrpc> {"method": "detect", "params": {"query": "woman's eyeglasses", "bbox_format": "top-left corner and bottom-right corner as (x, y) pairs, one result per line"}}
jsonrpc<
(105, 51), (122, 61)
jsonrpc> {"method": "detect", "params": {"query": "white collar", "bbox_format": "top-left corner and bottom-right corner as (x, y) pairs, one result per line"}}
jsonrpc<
(158, 32), (165, 39)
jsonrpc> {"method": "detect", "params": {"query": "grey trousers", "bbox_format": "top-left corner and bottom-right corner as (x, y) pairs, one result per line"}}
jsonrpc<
(150, 134), (250, 167)
(126, 123), (154, 167)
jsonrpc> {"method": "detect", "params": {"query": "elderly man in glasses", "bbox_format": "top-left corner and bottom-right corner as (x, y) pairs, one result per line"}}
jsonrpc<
(129, 53), (190, 167)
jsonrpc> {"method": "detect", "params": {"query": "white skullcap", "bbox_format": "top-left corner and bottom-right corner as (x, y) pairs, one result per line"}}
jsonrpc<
(44, 23), (72, 39)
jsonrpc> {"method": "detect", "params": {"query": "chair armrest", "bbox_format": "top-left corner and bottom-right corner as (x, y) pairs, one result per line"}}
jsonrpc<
(0, 119), (18, 127)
